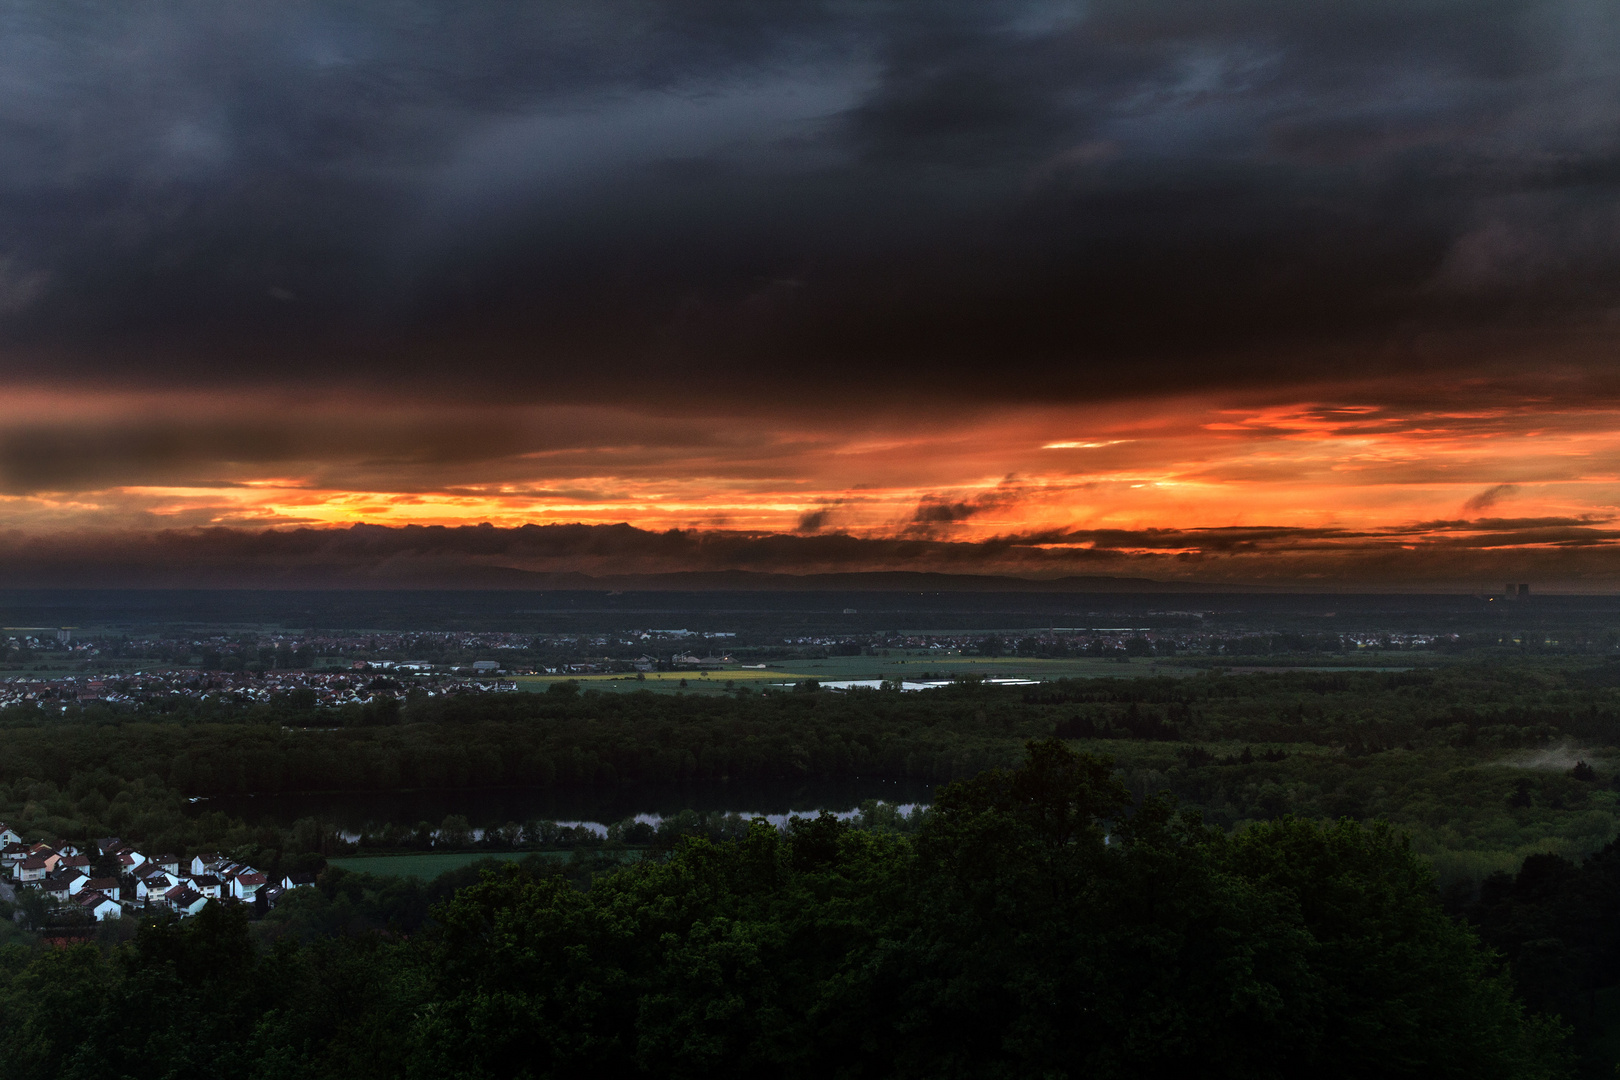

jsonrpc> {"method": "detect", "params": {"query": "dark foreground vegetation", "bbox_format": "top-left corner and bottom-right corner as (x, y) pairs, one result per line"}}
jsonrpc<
(0, 743), (1569, 1079)
(5, 663), (1620, 885)
(9, 663), (1620, 1071)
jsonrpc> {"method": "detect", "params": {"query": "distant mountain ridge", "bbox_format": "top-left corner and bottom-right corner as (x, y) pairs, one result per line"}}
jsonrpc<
(502, 569), (1208, 593)
(0, 520), (1593, 591)
(0, 523), (1200, 591)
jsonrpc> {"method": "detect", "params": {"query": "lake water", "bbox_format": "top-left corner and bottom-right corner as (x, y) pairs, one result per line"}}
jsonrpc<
(815, 678), (1040, 691)
(198, 777), (938, 833)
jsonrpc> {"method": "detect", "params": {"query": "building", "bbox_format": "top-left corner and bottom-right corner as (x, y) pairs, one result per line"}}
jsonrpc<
(29, 847), (63, 874)
(75, 890), (121, 921)
(231, 872), (268, 901)
(163, 884), (208, 916)
(83, 876), (121, 902)
(134, 865), (177, 902)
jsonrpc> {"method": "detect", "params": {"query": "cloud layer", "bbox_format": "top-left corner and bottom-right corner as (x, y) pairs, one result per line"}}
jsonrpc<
(5, 2), (1620, 583)
(3, 0), (1620, 401)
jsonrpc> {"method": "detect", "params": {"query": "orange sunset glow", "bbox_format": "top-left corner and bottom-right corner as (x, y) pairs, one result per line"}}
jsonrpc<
(3, 380), (1620, 588)
(3, 393), (1614, 537)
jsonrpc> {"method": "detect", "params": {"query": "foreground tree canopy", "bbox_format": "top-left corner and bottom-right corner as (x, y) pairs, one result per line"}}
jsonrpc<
(0, 741), (1566, 1079)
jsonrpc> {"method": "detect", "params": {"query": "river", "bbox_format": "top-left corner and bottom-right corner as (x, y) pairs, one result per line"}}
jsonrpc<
(197, 776), (937, 833)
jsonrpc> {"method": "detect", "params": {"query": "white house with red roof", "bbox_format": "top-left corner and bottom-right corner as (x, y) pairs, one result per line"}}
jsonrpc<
(230, 871), (268, 901)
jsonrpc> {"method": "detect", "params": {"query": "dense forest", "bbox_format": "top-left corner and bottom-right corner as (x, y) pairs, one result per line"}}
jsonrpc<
(4, 664), (1620, 887)
(8, 665), (1620, 1071)
(0, 744), (1570, 1079)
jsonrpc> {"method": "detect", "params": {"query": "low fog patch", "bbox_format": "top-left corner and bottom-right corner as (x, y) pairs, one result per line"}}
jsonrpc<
(1493, 743), (1608, 772)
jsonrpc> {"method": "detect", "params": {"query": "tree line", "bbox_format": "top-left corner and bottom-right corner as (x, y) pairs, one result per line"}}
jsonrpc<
(4, 664), (1620, 892)
(0, 743), (1569, 1079)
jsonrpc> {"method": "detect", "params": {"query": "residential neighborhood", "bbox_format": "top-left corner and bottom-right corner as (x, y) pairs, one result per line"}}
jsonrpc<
(0, 666), (520, 711)
(1, 820), (307, 925)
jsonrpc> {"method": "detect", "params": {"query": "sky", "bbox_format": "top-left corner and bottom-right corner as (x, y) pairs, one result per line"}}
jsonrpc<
(5, 0), (1620, 588)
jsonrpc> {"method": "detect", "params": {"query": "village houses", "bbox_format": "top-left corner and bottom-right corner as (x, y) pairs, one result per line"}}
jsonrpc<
(3, 825), (306, 923)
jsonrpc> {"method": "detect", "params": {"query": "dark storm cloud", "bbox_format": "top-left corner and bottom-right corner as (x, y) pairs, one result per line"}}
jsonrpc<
(1007, 516), (1620, 552)
(1464, 483), (1521, 512)
(906, 478), (1028, 535)
(796, 507), (836, 533)
(3, 0), (1620, 402)
(0, 404), (766, 494)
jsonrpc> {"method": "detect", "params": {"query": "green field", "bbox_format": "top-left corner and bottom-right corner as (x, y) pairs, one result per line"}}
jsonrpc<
(510, 653), (1211, 694)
